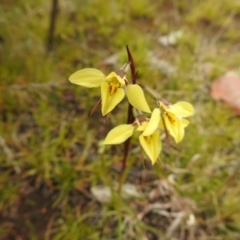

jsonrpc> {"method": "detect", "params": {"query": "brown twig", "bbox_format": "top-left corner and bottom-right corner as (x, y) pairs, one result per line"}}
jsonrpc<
(46, 0), (58, 52)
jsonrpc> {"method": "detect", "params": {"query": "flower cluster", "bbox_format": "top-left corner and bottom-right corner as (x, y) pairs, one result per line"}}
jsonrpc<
(103, 102), (194, 164)
(69, 61), (194, 164)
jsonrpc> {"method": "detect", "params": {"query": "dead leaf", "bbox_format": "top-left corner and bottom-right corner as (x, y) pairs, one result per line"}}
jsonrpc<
(210, 71), (240, 115)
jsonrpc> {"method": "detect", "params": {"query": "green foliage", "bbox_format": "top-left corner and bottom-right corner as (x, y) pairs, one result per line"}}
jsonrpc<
(0, 0), (240, 239)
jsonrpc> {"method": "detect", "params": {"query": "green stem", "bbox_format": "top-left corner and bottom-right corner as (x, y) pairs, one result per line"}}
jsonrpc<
(139, 84), (170, 105)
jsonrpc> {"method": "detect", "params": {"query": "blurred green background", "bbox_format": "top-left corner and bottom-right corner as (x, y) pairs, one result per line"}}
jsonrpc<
(1, 0), (240, 239)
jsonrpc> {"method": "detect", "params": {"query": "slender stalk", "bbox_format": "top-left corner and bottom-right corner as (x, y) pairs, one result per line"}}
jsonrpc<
(90, 98), (101, 116)
(118, 46), (137, 193)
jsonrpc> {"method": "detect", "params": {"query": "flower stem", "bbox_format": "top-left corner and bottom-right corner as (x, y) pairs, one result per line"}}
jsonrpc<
(118, 46), (136, 193)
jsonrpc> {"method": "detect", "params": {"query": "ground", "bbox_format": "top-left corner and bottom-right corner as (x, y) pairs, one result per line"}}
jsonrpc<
(0, 0), (240, 239)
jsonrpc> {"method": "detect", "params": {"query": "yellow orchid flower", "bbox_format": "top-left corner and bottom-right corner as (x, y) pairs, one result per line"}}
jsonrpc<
(101, 72), (126, 115)
(159, 101), (194, 143)
(104, 108), (161, 164)
(69, 68), (151, 116)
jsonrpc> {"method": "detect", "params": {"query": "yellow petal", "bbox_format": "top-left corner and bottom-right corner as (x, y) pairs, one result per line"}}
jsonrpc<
(104, 124), (135, 144)
(136, 122), (148, 132)
(163, 114), (185, 143)
(175, 121), (185, 143)
(163, 114), (178, 142)
(142, 108), (160, 136)
(101, 82), (125, 116)
(106, 72), (126, 86)
(181, 119), (189, 128)
(172, 102), (195, 117)
(139, 131), (161, 164)
(151, 131), (162, 164)
(126, 84), (151, 113)
(158, 118), (164, 129)
(69, 68), (106, 88)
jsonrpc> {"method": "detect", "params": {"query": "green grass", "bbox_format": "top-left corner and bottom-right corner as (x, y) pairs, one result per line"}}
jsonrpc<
(1, 0), (240, 239)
